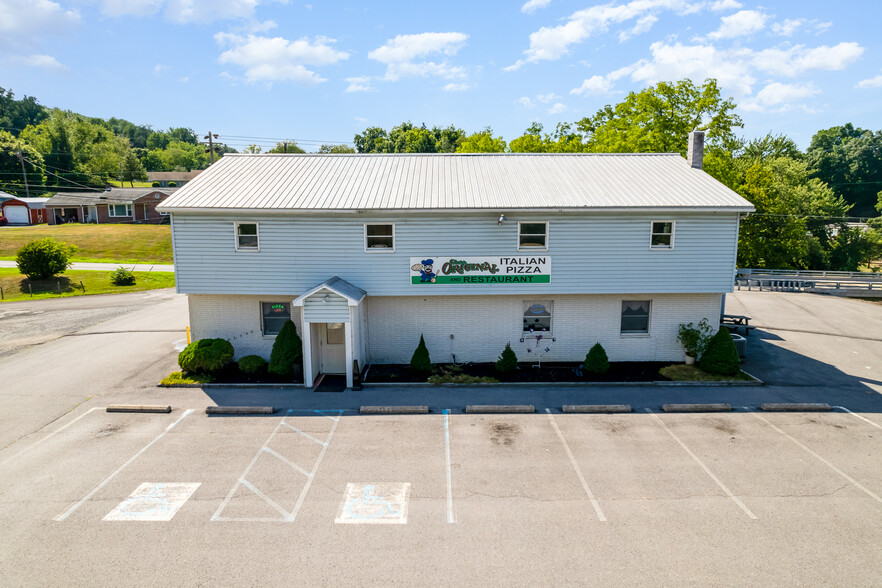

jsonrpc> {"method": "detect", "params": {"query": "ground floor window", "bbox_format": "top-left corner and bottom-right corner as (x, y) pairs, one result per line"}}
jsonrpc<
(109, 204), (132, 217)
(523, 301), (552, 333)
(261, 302), (290, 335)
(326, 322), (345, 344)
(621, 300), (651, 334)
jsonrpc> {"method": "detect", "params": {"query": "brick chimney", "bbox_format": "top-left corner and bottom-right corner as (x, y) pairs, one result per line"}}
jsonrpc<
(687, 130), (705, 170)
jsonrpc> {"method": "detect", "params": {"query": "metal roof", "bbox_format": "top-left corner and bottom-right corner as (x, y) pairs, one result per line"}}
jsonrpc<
(46, 188), (177, 207)
(1, 196), (48, 209)
(292, 276), (367, 306)
(158, 153), (754, 212)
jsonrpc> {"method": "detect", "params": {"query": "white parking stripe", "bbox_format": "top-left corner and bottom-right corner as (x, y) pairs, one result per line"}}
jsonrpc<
(443, 409), (453, 523)
(751, 412), (882, 505)
(834, 406), (882, 430)
(55, 409), (195, 521)
(645, 409), (758, 520)
(546, 409), (606, 522)
(288, 410), (342, 522)
(0, 406), (103, 468)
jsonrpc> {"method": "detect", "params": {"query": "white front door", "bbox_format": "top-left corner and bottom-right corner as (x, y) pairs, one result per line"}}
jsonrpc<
(319, 322), (346, 374)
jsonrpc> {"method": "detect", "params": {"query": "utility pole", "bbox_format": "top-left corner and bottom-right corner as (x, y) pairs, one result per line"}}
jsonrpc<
(119, 159), (125, 188)
(283, 141), (288, 154)
(203, 132), (220, 164)
(16, 146), (30, 198)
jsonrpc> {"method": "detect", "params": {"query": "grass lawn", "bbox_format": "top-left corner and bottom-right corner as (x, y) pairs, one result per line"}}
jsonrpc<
(0, 268), (175, 302)
(106, 181), (156, 188)
(0, 224), (172, 264)
(659, 364), (753, 381)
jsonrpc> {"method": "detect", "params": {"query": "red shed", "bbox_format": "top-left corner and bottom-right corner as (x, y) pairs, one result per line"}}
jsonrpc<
(1, 196), (48, 225)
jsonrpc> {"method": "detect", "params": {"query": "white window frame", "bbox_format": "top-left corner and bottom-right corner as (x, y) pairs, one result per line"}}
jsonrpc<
(522, 300), (553, 335)
(364, 222), (396, 253)
(108, 204), (132, 217)
(620, 300), (652, 336)
(649, 220), (675, 250)
(260, 301), (290, 337)
(235, 221), (260, 251)
(518, 221), (549, 251)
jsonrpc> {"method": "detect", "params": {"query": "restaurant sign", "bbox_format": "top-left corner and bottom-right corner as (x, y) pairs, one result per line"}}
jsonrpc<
(410, 256), (551, 285)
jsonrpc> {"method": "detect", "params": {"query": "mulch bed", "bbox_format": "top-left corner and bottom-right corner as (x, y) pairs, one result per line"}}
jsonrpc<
(364, 362), (675, 383)
(200, 363), (302, 384)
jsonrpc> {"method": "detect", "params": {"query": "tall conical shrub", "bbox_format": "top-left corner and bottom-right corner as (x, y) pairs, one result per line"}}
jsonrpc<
(583, 342), (609, 375)
(410, 334), (432, 377)
(496, 342), (518, 374)
(268, 320), (303, 380)
(700, 328), (740, 375)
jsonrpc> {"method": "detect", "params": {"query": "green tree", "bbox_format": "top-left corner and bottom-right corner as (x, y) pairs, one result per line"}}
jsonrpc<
(121, 150), (148, 186)
(354, 126), (389, 153)
(410, 335), (432, 377)
(576, 79), (742, 154)
(509, 122), (550, 153)
(16, 238), (77, 280)
(268, 320), (303, 380)
(458, 128), (508, 153)
(317, 144), (356, 153)
(806, 124), (882, 217)
(495, 342), (518, 374)
(583, 343), (610, 375)
(0, 130), (45, 197)
(699, 329), (740, 376)
(266, 141), (306, 153)
(0, 87), (47, 136)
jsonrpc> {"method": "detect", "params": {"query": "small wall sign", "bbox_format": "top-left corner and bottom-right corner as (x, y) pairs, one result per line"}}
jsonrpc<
(410, 256), (551, 285)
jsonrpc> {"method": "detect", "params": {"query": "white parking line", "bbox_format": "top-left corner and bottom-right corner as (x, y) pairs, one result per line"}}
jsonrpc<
(751, 412), (882, 505)
(645, 409), (758, 520)
(545, 409), (606, 522)
(833, 406), (882, 430)
(443, 409), (453, 523)
(0, 406), (104, 468)
(55, 409), (195, 521)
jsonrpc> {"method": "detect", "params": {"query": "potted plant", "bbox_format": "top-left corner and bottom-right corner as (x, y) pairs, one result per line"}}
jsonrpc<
(677, 319), (713, 365)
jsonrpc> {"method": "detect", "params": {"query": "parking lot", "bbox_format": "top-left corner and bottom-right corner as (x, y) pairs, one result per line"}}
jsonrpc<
(1, 403), (880, 586)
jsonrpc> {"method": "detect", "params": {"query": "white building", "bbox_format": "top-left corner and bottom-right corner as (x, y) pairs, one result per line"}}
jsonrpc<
(158, 132), (754, 388)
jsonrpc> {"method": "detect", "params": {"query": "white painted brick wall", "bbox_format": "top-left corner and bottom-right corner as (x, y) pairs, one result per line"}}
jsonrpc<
(187, 292), (720, 365)
(188, 294), (303, 360)
(366, 293), (722, 364)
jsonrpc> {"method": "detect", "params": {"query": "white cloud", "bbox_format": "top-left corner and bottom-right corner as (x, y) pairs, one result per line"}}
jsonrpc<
(0, 0), (80, 48)
(179, 76), (190, 83)
(771, 19), (802, 37)
(442, 83), (469, 92)
(570, 74), (614, 96)
(4, 53), (69, 73)
(100, 0), (280, 24)
(626, 41), (756, 95)
(536, 92), (557, 103)
(741, 82), (819, 112)
(710, 0), (741, 11)
(521, 0), (551, 13)
(705, 9), (768, 40)
(506, 0), (702, 70)
(517, 96), (536, 108)
(548, 102), (567, 114)
(101, 0), (162, 18)
(153, 64), (170, 76)
(752, 42), (864, 77)
(857, 75), (882, 89)
(367, 32), (469, 82)
(345, 76), (376, 93)
(619, 15), (658, 42)
(215, 33), (349, 85)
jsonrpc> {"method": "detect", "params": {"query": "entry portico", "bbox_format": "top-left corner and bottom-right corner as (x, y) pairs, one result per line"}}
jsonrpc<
(292, 277), (366, 389)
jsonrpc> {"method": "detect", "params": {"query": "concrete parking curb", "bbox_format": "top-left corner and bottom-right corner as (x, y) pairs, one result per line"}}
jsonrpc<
(465, 405), (534, 414)
(206, 406), (275, 415)
(106, 405), (171, 413)
(761, 403), (831, 412)
(562, 404), (632, 413)
(360, 406), (429, 414)
(662, 403), (732, 412)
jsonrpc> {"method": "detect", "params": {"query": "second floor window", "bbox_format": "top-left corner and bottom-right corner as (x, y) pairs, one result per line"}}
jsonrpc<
(650, 221), (674, 249)
(236, 222), (259, 250)
(365, 223), (394, 251)
(519, 222), (548, 250)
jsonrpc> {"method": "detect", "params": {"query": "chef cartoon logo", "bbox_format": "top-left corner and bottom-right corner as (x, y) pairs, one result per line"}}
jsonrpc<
(410, 259), (436, 283)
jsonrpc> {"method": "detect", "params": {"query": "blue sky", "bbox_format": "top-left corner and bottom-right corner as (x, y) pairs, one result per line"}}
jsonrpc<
(2, 0), (880, 151)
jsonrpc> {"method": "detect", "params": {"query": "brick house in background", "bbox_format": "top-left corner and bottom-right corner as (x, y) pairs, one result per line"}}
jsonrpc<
(147, 171), (202, 187)
(45, 187), (178, 225)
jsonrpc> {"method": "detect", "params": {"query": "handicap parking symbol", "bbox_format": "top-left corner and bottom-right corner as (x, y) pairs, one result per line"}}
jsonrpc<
(335, 483), (410, 525)
(104, 483), (200, 521)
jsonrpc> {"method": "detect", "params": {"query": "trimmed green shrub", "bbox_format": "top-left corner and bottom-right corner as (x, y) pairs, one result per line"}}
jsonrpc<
(239, 354), (267, 375)
(677, 319), (714, 358)
(15, 238), (77, 280)
(178, 338), (234, 373)
(410, 334), (432, 377)
(700, 328), (741, 376)
(167, 181), (176, 187)
(583, 342), (610, 375)
(151, 181), (160, 187)
(110, 266), (136, 286)
(268, 320), (302, 380)
(495, 342), (518, 374)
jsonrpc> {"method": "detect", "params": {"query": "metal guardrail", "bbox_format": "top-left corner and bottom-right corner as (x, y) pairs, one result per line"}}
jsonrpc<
(737, 268), (882, 282)
(736, 278), (879, 293)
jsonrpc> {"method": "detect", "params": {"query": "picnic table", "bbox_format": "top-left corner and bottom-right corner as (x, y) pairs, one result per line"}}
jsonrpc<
(721, 314), (756, 335)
